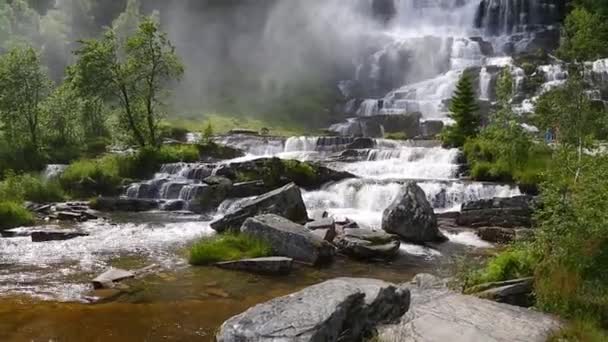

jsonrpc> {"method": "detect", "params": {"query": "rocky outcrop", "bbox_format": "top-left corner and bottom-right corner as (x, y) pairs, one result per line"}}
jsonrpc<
(214, 158), (355, 189)
(31, 230), (89, 242)
(211, 183), (308, 233)
(335, 229), (401, 260)
(241, 214), (335, 265)
(215, 257), (293, 275)
(469, 277), (535, 308)
(457, 195), (534, 228)
(189, 176), (233, 213)
(378, 274), (561, 342)
(229, 180), (269, 198)
(217, 278), (410, 342)
(382, 182), (446, 243)
(90, 198), (159, 212)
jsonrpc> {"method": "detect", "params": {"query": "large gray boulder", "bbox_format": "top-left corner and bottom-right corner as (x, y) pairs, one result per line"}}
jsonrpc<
(335, 229), (401, 260)
(378, 274), (561, 342)
(217, 278), (410, 342)
(241, 214), (335, 265)
(382, 183), (446, 243)
(211, 183), (308, 233)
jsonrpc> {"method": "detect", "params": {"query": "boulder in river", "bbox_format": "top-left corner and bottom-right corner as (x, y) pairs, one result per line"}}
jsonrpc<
(31, 230), (89, 242)
(216, 277), (410, 342)
(215, 257), (293, 275)
(241, 214), (335, 265)
(190, 176), (233, 213)
(335, 229), (401, 260)
(92, 268), (135, 289)
(457, 195), (534, 228)
(381, 182), (446, 243)
(378, 274), (561, 342)
(211, 183), (308, 233)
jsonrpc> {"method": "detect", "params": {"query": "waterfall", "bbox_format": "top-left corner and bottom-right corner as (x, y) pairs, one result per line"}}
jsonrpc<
(42, 164), (68, 180)
(479, 67), (492, 100)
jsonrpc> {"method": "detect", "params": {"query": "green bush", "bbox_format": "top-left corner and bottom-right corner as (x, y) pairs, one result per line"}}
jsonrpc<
(548, 320), (608, 342)
(60, 156), (123, 198)
(189, 233), (272, 265)
(0, 172), (65, 203)
(464, 246), (538, 290)
(0, 201), (35, 230)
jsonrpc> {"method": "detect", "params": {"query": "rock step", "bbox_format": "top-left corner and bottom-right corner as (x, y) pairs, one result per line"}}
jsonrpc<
(215, 257), (293, 275)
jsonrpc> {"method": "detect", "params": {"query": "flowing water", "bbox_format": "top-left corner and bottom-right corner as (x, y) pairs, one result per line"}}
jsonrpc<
(0, 0), (558, 340)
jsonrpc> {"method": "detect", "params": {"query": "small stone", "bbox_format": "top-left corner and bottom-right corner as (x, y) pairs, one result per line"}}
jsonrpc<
(31, 230), (89, 242)
(92, 268), (135, 289)
(207, 288), (230, 298)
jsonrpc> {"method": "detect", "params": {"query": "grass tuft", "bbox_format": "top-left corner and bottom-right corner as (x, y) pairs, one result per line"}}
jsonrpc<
(189, 233), (272, 265)
(0, 201), (35, 230)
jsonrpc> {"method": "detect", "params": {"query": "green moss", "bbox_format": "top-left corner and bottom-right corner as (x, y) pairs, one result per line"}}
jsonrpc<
(189, 233), (272, 265)
(0, 201), (35, 230)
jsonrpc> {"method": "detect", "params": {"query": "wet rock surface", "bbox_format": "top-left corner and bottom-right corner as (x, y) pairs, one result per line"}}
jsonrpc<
(217, 278), (410, 342)
(382, 182), (446, 243)
(457, 195), (534, 228)
(215, 257), (293, 275)
(90, 198), (159, 212)
(211, 183), (308, 233)
(378, 274), (561, 342)
(241, 214), (335, 265)
(31, 230), (89, 242)
(470, 277), (535, 308)
(336, 229), (401, 260)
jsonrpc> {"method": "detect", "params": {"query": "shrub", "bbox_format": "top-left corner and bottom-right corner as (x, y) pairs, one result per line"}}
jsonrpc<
(0, 172), (65, 203)
(0, 201), (35, 230)
(189, 233), (272, 265)
(60, 156), (123, 198)
(548, 320), (608, 342)
(464, 246), (538, 290)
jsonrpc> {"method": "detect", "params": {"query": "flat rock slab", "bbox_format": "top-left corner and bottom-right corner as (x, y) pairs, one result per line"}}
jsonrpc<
(217, 278), (410, 342)
(379, 275), (561, 342)
(215, 257), (293, 275)
(92, 268), (135, 289)
(31, 230), (89, 242)
(241, 214), (335, 265)
(305, 218), (335, 230)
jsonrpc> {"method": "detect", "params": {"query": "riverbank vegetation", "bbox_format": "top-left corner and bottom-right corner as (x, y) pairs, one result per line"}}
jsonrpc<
(448, 2), (608, 335)
(189, 234), (272, 265)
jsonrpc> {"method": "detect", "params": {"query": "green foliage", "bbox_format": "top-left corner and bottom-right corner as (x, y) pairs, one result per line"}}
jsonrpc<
(534, 75), (602, 149)
(71, 16), (184, 148)
(158, 123), (189, 142)
(548, 320), (608, 342)
(196, 141), (242, 161)
(464, 247), (538, 289)
(0, 201), (34, 230)
(558, 7), (608, 62)
(189, 233), (272, 265)
(0, 45), (52, 151)
(59, 156), (123, 198)
(0, 171), (64, 203)
(203, 122), (214, 142)
(533, 150), (608, 325)
(441, 73), (480, 147)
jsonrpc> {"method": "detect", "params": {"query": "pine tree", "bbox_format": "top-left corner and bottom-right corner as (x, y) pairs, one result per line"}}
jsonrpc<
(442, 73), (480, 147)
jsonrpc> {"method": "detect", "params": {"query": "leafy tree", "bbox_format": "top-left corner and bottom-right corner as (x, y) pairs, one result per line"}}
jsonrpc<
(71, 16), (183, 148)
(0, 45), (51, 151)
(441, 73), (480, 147)
(558, 7), (608, 62)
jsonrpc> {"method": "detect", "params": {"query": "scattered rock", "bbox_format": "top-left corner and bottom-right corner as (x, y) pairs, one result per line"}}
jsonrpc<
(215, 257), (293, 275)
(382, 182), (446, 243)
(216, 278), (410, 342)
(335, 229), (401, 260)
(470, 277), (535, 308)
(92, 268), (135, 289)
(476, 226), (533, 244)
(229, 180), (269, 198)
(56, 211), (84, 221)
(90, 198), (159, 212)
(347, 137), (376, 149)
(378, 274), (561, 342)
(312, 228), (337, 243)
(211, 183), (308, 233)
(31, 230), (89, 242)
(241, 214), (335, 265)
(191, 177), (233, 213)
(305, 217), (335, 230)
(457, 196), (534, 228)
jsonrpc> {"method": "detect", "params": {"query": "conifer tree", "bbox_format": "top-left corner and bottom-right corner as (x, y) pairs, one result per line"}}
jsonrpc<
(441, 73), (480, 147)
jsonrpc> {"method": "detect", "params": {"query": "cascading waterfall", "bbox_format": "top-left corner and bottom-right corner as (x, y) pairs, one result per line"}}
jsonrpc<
(479, 67), (492, 100)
